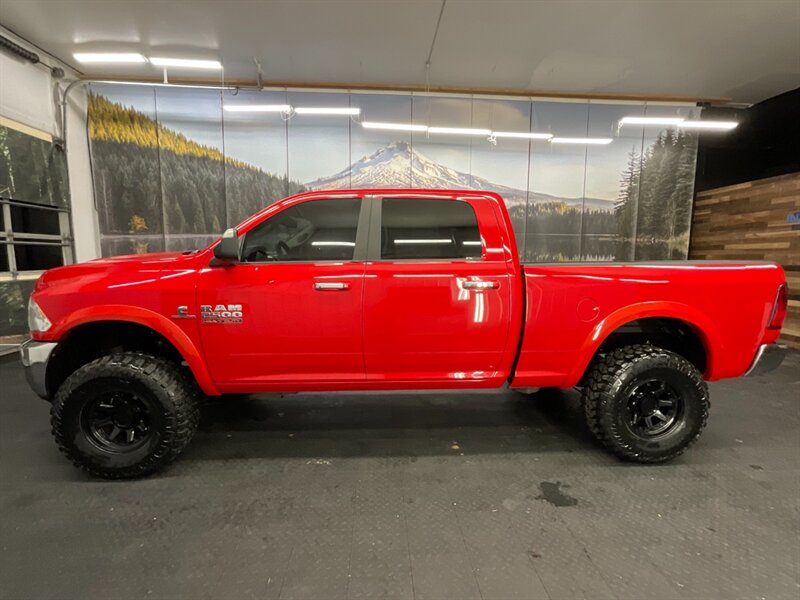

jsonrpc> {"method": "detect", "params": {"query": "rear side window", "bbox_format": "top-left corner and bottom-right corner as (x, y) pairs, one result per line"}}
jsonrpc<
(241, 198), (361, 262)
(381, 199), (482, 260)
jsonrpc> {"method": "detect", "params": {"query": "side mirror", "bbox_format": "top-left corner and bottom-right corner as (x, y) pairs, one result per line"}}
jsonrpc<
(212, 228), (240, 264)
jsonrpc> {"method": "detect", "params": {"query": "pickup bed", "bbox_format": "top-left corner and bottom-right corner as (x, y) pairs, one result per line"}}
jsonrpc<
(21, 189), (788, 478)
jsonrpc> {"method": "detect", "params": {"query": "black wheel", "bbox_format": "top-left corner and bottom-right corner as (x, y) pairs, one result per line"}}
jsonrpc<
(582, 344), (709, 463)
(51, 352), (199, 479)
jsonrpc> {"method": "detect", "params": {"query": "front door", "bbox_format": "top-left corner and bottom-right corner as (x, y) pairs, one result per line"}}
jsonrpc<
(362, 196), (513, 384)
(197, 197), (368, 387)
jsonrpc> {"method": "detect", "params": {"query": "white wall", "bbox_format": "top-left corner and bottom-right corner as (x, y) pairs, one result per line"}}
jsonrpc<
(0, 28), (99, 261)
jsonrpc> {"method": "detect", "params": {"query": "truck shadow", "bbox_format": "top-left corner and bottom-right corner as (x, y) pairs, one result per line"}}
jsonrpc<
(182, 387), (605, 463)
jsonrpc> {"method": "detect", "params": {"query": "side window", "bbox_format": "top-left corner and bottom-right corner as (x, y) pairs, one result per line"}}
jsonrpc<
(381, 198), (482, 260)
(241, 198), (361, 262)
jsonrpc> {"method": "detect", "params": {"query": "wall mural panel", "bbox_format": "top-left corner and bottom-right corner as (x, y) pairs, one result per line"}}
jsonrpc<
(87, 83), (700, 262)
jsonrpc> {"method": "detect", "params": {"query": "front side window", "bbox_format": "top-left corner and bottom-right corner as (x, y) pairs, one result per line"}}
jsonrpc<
(381, 198), (482, 260)
(241, 198), (361, 262)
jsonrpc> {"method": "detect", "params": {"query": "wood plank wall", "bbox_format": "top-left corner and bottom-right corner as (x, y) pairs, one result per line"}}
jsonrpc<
(690, 172), (800, 348)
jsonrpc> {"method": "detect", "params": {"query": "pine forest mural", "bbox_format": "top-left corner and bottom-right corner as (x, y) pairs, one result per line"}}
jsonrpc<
(87, 84), (700, 261)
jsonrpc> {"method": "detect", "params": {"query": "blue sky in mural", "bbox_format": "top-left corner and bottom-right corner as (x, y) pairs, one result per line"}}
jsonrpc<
(92, 85), (697, 203)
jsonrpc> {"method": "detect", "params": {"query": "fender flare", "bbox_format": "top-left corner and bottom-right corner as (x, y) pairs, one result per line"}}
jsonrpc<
(566, 301), (722, 386)
(49, 304), (220, 396)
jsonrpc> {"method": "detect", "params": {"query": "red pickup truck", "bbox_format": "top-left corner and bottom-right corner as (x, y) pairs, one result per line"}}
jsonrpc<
(21, 189), (788, 478)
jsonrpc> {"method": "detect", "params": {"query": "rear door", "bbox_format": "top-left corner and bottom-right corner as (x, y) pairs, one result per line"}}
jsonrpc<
(362, 195), (513, 384)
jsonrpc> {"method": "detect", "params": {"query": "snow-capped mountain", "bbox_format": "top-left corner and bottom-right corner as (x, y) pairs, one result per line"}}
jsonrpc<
(307, 141), (614, 211)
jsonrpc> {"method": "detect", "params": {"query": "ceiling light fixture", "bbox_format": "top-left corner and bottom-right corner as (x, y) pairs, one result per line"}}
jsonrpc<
(619, 116), (685, 127)
(294, 107), (361, 115)
(149, 57), (222, 69)
(94, 80), (236, 90)
(491, 131), (553, 139)
(223, 104), (291, 112)
(428, 127), (493, 136)
(361, 122), (428, 132)
(550, 137), (613, 145)
(73, 52), (147, 64)
(678, 120), (738, 130)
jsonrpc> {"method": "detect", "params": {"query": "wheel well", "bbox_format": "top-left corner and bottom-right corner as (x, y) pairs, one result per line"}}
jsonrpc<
(593, 317), (707, 374)
(46, 321), (188, 397)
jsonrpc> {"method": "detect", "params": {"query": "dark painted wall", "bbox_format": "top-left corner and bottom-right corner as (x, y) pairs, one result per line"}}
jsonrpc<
(695, 87), (800, 192)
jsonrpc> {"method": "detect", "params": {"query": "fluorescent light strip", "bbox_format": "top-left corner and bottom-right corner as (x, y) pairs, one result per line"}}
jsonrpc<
(492, 131), (553, 140)
(223, 104), (291, 113)
(619, 116), (685, 127)
(150, 57), (222, 69)
(428, 127), (492, 136)
(311, 241), (355, 247)
(461, 241), (482, 246)
(361, 122), (428, 132)
(394, 239), (452, 245)
(678, 120), (738, 130)
(295, 107), (360, 115)
(74, 53), (147, 64)
(550, 137), (613, 145)
(94, 80), (236, 90)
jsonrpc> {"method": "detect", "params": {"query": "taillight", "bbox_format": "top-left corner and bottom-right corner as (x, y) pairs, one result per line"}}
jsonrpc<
(768, 283), (788, 330)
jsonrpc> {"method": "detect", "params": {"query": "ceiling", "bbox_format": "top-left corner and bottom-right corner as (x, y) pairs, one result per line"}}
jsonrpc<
(2, 0), (799, 104)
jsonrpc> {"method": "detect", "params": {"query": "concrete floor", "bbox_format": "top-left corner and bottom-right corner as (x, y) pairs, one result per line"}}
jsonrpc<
(1, 353), (798, 600)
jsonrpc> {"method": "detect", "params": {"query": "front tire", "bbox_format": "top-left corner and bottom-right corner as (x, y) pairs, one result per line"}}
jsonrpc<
(582, 344), (709, 463)
(51, 352), (199, 479)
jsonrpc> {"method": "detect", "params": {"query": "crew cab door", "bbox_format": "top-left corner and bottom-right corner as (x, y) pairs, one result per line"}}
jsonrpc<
(362, 195), (514, 384)
(197, 196), (369, 387)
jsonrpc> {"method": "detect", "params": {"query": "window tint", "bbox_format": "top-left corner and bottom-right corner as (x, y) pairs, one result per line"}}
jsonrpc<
(381, 199), (482, 260)
(241, 198), (361, 262)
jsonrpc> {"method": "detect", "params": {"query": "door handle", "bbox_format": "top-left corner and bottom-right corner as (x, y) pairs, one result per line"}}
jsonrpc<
(314, 282), (351, 291)
(462, 280), (499, 290)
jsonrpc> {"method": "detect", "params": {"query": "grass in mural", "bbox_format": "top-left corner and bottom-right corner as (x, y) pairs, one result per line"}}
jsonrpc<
(88, 93), (304, 239)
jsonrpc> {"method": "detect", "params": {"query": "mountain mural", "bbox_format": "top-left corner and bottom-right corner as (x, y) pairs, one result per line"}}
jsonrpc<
(308, 141), (615, 212)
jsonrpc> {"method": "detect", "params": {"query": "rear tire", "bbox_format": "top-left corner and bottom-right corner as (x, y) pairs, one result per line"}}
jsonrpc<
(582, 344), (709, 463)
(51, 352), (199, 479)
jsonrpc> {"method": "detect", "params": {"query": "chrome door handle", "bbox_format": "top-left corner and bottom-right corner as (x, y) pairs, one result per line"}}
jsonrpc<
(314, 282), (350, 291)
(462, 280), (499, 290)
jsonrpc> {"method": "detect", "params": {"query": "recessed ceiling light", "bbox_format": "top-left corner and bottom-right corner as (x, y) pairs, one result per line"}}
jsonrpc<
(619, 116), (685, 127)
(428, 127), (492, 136)
(294, 107), (361, 115)
(361, 122), (428, 132)
(73, 52), (147, 64)
(149, 57), (222, 69)
(678, 120), (738, 130)
(491, 131), (553, 139)
(223, 104), (291, 112)
(550, 137), (613, 145)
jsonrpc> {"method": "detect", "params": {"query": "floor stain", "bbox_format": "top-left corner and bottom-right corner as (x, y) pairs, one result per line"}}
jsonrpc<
(536, 481), (578, 507)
